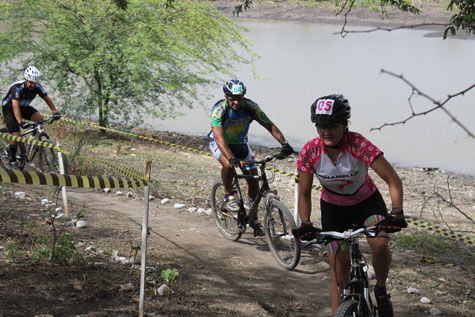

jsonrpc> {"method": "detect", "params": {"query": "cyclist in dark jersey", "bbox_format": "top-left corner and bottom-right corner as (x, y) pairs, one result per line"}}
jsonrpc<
(1, 66), (61, 168)
(209, 79), (294, 236)
(293, 94), (407, 317)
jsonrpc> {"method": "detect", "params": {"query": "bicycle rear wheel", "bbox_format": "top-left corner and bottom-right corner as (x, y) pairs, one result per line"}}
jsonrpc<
(0, 129), (27, 170)
(334, 300), (361, 317)
(37, 137), (69, 174)
(210, 179), (243, 241)
(0, 128), (11, 170)
(264, 199), (301, 270)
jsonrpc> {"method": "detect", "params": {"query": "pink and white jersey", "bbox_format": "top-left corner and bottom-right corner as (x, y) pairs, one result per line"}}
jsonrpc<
(297, 132), (383, 206)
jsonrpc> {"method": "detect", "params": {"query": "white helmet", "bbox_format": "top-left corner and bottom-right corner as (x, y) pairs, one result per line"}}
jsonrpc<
(24, 66), (42, 83)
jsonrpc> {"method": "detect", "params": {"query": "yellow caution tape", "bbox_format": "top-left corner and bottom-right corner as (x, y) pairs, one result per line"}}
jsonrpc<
(0, 131), (147, 181)
(0, 167), (146, 189)
(406, 216), (475, 246)
(60, 118), (213, 157)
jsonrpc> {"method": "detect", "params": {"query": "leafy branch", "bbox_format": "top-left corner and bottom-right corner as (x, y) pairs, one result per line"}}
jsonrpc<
(336, 0), (474, 39)
(370, 69), (475, 140)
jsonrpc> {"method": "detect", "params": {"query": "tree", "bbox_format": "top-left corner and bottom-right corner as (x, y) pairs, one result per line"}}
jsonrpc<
(0, 0), (254, 127)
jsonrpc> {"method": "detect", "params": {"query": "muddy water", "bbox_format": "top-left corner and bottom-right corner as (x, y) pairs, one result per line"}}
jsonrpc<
(151, 20), (475, 176)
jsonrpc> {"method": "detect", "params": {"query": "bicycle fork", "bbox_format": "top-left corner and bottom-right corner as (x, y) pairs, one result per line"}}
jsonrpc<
(341, 242), (374, 316)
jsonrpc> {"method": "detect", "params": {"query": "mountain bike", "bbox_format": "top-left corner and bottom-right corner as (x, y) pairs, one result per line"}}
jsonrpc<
(0, 118), (68, 173)
(308, 226), (384, 317)
(210, 154), (301, 270)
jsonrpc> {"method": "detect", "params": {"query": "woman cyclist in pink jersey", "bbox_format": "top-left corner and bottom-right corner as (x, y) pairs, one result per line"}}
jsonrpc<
(293, 94), (407, 317)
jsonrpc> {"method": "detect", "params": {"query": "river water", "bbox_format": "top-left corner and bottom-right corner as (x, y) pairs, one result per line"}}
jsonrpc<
(149, 20), (475, 176)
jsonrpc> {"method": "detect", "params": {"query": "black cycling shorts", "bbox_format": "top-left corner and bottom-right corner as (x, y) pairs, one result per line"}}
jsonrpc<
(320, 189), (388, 232)
(2, 105), (38, 133)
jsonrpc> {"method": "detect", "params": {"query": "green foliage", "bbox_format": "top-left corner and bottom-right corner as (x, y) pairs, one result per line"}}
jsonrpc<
(32, 233), (77, 265)
(394, 231), (475, 266)
(445, 0), (475, 37)
(0, 0), (254, 127)
(4, 241), (19, 260)
(161, 267), (179, 284)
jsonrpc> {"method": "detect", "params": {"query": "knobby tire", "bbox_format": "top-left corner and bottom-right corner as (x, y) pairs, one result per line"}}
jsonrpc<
(264, 199), (301, 270)
(37, 136), (69, 174)
(334, 299), (361, 317)
(210, 179), (242, 241)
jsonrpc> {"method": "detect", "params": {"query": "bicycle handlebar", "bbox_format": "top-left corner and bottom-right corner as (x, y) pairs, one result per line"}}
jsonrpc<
(301, 226), (380, 247)
(317, 226), (379, 242)
(26, 117), (58, 127)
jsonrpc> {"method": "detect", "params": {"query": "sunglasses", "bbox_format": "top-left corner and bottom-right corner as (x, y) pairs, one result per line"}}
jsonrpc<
(227, 95), (243, 101)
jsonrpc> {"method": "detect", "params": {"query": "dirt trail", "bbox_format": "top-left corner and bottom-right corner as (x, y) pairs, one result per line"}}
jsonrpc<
(63, 187), (462, 317)
(67, 188), (332, 316)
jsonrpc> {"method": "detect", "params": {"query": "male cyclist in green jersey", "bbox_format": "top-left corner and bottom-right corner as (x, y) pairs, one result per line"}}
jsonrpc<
(208, 79), (294, 236)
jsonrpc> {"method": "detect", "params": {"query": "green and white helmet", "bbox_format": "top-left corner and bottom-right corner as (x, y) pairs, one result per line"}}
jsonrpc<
(223, 79), (246, 97)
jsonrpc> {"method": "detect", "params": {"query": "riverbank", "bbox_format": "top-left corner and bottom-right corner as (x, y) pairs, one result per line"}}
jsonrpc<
(214, 0), (451, 28)
(213, 0), (475, 39)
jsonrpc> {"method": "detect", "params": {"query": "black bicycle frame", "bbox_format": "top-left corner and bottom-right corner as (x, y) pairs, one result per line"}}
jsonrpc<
(341, 241), (373, 315)
(232, 160), (272, 228)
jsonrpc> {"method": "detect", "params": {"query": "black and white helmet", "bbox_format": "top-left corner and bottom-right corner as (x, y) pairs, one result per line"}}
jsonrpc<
(24, 66), (42, 83)
(223, 79), (246, 97)
(310, 94), (351, 125)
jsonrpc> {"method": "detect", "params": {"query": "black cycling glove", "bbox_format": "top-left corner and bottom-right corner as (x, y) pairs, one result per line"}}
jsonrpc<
(52, 112), (61, 121)
(377, 208), (408, 233)
(228, 157), (240, 168)
(276, 141), (294, 159)
(19, 121), (32, 129)
(292, 221), (321, 241)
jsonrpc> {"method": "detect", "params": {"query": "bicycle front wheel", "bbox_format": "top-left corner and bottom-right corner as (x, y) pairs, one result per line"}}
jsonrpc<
(334, 299), (364, 317)
(210, 179), (242, 241)
(264, 199), (301, 270)
(37, 138), (69, 174)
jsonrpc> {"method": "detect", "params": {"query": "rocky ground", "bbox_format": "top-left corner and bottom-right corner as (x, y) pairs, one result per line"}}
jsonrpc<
(0, 126), (474, 316)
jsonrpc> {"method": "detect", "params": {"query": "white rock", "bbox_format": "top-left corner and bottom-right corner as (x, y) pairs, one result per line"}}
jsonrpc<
(430, 308), (442, 315)
(204, 208), (213, 215)
(197, 208), (205, 214)
(54, 213), (70, 222)
(55, 206), (63, 212)
(188, 207), (197, 213)
(104, 188), (111, 193)
(116, 191), (124, 196)
(407, 287), (420, 294)
(148, 195), (155, 201)
(13, 191), (26, 199)
(420, 297), (431, 304)
(161, 198), (170, 205)
(40, 199), (55, 207)
(174, 203), (185, 209)
(119, 282), (135, 292)
(157, 284), (170, 296)
(127, 191), (135, 198)
(366, 265), (376, 280)
(121, 257), (138, 265)
(76, 220), (88, 228)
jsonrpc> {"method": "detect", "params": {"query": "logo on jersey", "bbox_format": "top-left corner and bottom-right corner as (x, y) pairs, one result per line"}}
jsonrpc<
(232, 85), (243, 95)
(316, 99), (334, 115)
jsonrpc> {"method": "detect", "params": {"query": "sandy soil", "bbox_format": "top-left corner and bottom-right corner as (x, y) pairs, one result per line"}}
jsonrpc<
(1, 128), (473, 316)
